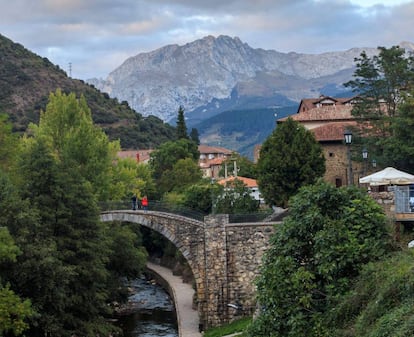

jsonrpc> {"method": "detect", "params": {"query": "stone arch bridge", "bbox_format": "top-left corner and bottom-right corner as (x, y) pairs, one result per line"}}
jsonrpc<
(100, 210), (279, 329)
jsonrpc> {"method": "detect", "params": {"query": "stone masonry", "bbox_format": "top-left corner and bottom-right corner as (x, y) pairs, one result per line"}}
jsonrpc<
(100, 210), (277, 329)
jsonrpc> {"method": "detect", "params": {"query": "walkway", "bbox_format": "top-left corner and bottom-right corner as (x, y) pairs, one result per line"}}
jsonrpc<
(146, 262), (202, 337)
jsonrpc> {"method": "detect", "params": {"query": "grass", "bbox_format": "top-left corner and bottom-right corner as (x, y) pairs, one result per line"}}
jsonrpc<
(203, 317), (252, 337)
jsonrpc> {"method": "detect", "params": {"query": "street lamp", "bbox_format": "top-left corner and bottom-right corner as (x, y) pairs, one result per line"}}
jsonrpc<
(344, 129), (353, 185)
(362, 147), (368, 176)
(372, 159), (377, 168)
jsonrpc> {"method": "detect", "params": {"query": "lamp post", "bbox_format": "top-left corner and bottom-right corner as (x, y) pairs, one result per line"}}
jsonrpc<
(372, 159), (377, 168)
(344, 129), (353, 185)
(362, 147), (368, 176)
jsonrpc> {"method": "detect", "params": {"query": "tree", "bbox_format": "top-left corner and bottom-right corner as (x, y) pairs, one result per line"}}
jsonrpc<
(214, 179), (259, 214)
(176, 105), (188, 140)
(0, 114), (18, 172)
(0, 174), (33, 336)
(30, 89), (120, 201)
(159, 157), (202, 194)
(345, 46), (414, 170)
(256, 118), (325, 207)
(150, 139), (199, 198)
(247, 181), (391, 337)
(220, 153), (257, 179)
(189, 127), (200, 145)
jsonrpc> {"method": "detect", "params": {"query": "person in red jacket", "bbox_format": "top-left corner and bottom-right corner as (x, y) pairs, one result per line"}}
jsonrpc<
(141, 195), (148, 211)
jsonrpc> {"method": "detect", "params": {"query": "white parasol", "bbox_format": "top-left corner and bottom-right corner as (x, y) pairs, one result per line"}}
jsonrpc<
(359, 167), (414, 186)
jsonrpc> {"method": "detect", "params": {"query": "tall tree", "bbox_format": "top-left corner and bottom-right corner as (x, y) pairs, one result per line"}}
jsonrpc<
(176, 105), (188, 140)
(256, 118), (325, 207)
(189, 127), (200, 145)
(30, 89), (120, 201)
(345, 46), (414, 170)
(248, 182), (390, 337)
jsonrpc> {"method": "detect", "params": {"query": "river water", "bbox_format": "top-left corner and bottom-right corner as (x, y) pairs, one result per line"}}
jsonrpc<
(115, 276), (178, 337)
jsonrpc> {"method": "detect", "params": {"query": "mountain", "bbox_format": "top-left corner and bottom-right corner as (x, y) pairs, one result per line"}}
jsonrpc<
(194, 106), (298, 158)
(90, 35), (380, 123)
(0, 34), (175, 149)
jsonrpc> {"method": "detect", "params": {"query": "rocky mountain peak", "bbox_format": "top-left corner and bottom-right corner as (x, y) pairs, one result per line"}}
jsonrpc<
(89, 35), (383, 122)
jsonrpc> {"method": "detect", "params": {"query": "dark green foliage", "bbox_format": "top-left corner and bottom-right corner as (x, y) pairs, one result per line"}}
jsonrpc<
(344, 46), (414, 171)
(215, 179), (259, 214)
(0, 33), (175, 147)
(248, 181), (391, 337)
(176, 105), (188, 140)
(256, 117), (325, 207)
(150, 139), (199, 179)
(189, 127), (200, 145)
(0, 114), (18, 171)
(220, 153), (257, 179)
(182, 182), (221, 214)
(328, 250), (414, 337)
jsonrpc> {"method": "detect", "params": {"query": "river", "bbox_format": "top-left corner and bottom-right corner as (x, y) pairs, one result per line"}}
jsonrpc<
(115, 276), (178, 337)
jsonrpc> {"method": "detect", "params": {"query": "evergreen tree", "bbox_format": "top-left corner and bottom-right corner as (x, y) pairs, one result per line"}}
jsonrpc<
(189, 127), (200, 145)
(256, 118), (325, 207)
(176, 106), (188, 140)
(344, 46), (414, 170)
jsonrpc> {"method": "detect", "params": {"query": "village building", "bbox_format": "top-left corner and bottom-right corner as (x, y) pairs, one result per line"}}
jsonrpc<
(198, 144), (234, 179)
(278, 95), (366, 187)
(218, 175), (264, 204)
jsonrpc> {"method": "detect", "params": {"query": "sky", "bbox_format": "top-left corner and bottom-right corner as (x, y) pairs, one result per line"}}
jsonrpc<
(0, 0), (413, 80)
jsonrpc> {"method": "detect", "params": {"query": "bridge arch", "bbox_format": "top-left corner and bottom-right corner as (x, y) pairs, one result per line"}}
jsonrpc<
(100, 210), (277, 329)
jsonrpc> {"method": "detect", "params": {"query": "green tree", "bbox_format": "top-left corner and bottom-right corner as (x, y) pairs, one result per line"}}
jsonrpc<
(176, 105), (188, 140)
(215, 179), (259, 214)
(220, 153), (257, 179)
(150, 138), (199, 198)
(248, 181), (390, 337)
(159, 158), (202, 194)
(0, 174), (33, 336)
(0, 114), (18, 172)
(30, 89), (120, 201)
(182, 182), (221, 214)
(256, 118), (325, 207)
(345, 46), (414, 170)
(189, 127), (200, 145)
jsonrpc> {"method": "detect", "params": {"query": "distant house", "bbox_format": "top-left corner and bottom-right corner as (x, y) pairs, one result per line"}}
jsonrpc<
(116, 149), (153, 164)
(198, 145), (234, 179)
(278, 95), (364, 187)
(218, 176), (264, 204)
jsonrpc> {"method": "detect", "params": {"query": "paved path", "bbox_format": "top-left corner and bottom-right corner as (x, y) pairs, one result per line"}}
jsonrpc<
(146, 262), (202, 337)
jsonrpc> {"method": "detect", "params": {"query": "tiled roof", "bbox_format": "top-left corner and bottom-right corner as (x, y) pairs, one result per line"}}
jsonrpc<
(198, 144), (233, 155)
(279, 95), (356, 123)
(311, 122), (357, 142)
(218, 176), (258, 188)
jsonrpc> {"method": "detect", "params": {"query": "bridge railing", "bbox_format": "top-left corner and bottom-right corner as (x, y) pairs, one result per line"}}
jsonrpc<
(100, 201), (275, 223)
(99, 200), (207, 221)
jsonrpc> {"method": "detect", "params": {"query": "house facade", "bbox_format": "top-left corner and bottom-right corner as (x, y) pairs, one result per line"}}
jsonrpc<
(279, 95), (364, 186)
(198, 145), (234, 179)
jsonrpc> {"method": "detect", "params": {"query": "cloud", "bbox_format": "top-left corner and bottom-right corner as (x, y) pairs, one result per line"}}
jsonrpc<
(0, 0), (412, 79)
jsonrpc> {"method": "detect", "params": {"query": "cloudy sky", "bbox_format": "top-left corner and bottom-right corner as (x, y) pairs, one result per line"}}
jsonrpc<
(1, 0), (413, 80)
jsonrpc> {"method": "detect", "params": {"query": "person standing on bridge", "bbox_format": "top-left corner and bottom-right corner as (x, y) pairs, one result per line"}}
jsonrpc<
(141, 195), (148, 212)
(131, 194), (137, 210)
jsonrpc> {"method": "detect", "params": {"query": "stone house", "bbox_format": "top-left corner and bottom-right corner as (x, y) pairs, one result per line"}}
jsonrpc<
(279, 95), (365, 187)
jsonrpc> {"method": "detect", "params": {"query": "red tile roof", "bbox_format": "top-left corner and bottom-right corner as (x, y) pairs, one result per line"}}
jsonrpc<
(218, 176), (258, 188)
(311, 122), (357, 142)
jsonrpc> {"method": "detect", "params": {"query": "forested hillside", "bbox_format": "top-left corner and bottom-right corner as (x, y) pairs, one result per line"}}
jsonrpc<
(195, 106), (297, 157)
(0, 34), (175, 149)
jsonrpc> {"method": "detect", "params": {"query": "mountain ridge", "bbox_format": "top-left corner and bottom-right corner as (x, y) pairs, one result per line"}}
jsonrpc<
(89, 35), (385, 122)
